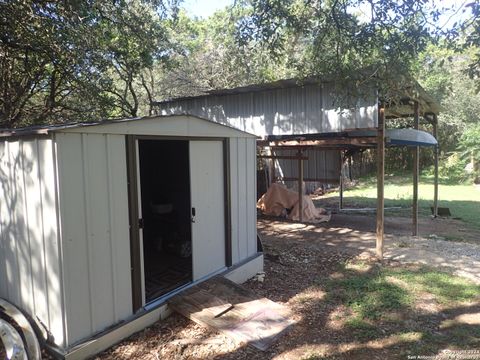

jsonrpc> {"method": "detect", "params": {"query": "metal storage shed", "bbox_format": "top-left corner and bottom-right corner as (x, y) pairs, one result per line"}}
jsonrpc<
(0, 114), (262, 359)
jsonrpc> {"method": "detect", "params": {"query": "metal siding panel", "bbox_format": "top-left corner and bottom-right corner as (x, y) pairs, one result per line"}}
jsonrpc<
(264, 90), (276, 136)
(158, 84), (379, 135)
(244, 93), (255, 135)
(0, 141), (10, 299)
(235, 94), (245, 131)
(251, 93), (264, 136)
(84, 134), (115, 332)
(106, 135), (132, 321)
(56, 132), (93, 344)
(275, 88), (291, 135)
(214, 95), (224, 124)
(0, 139), (65, 346)
(22, 140), (48, 325)
(274, 148), (340, 183)
(246, 138), (256, 257)
(7, 140), (29, 309)
(237, 138), (248, 260)
(229, 138), (239, 264)
(227, 94), (240, 130)
(292, 87), (306, 134)
(305, 85), (323, 133)
(38, 138), (65, 346)
(340, 108), (355, 131)
(325, 150), (338, 180)
(4, 140), (21, 305)
(18, 140), (36, 314)
(323, 84), (339, 132)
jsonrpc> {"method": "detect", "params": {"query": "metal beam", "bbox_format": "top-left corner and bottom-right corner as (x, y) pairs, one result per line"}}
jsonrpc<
(264, 137), (378, 147)
(258, 155), (308, 160)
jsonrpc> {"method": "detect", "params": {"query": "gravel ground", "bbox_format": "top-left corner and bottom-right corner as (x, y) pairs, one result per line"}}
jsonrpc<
(386, 235), (480, 284)
(93, 213), (480, 360)
(259, 214), (480, 285)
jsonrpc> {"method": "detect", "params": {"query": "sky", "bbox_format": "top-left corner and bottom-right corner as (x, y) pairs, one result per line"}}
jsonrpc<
(182, 0), (471, 28)
(182, 0), (233, 18)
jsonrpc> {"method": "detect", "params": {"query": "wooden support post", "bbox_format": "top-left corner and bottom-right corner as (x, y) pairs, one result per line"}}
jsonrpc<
(298, 150), (304, 222)
(348, 155), (353, 181)
(270, 154), (276, 186)
(413, 102), (419, 236)
(433, 114), (439, 218)
(339, 154), (344, 210)
(339, 171), (344, 210)
(376, 105), (385, 260)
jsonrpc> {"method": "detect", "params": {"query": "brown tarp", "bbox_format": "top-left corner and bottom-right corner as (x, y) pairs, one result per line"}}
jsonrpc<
(257, 183), (330, 223)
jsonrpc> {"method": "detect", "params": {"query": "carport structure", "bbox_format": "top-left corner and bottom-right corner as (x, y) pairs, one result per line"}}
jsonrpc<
(154, 77), (442, 259)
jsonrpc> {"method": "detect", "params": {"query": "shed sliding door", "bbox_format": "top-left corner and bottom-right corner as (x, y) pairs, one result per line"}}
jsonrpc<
(129, 137), (227, 309)
(190, 140), (226, 280)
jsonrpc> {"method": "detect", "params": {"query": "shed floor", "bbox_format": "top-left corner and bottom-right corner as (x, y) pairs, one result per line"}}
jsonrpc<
(144, 253), (191, 302)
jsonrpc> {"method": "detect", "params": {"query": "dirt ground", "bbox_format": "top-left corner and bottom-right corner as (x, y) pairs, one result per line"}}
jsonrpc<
(95, 213), (480, 360)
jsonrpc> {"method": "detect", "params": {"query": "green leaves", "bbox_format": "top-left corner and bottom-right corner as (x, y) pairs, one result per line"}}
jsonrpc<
(0, 0), (176, 126)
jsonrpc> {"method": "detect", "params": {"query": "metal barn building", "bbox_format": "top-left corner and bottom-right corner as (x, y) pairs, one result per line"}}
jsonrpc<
(154, 79), (379, 185)
(154, 77), (441, 256)
(0, 115), (261, 359)
(154, 78), (440, 187)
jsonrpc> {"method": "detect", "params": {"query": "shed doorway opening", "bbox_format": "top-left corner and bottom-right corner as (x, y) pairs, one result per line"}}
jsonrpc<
(138, 139), (192, 303)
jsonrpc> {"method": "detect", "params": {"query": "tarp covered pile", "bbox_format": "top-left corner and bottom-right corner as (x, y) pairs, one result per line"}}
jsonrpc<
(257, 183), (330, 223)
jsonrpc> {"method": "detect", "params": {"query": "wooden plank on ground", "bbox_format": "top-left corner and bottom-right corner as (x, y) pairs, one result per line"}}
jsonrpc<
(168, 276), (296, 351)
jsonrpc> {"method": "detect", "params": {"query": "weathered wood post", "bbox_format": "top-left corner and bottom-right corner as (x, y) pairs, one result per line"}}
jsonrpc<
(376, 105), (385, 260)
(433, 113), (439, 218)
(413, 101), (419, 236)
(298, 149), (304, 222)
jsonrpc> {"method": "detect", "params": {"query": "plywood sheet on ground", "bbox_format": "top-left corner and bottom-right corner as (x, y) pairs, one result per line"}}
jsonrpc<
(168, 276), (296, 350)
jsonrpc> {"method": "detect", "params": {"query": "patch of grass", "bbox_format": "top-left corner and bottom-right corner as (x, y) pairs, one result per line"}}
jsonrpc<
(344, 317), (381, 340)
(392, 268), (480, 305)
(326, 266), (412, 321)
(446, 325), (480, 347)
(327, 263), (480, 323)
(442, 235), (465, 242)
(301, 355), (339, 360)
(321, 174), (480, 229)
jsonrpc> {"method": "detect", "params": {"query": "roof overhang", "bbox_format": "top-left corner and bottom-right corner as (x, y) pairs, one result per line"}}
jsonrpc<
(260, 128), (437, 149)
(383, 78), (443, 119)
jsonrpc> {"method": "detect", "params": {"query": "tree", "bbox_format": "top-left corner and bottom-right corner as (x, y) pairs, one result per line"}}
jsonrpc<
(0, 0), (178, 127)
(150, 6), (297, 102)
(236, 0), (442, 98)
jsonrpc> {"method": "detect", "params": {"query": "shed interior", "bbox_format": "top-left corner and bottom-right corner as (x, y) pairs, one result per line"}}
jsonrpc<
(138, 139), (192, 302)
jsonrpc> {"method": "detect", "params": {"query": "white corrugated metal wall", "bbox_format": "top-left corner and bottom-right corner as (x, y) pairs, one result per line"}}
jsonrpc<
(55, 132), (132, 347)
(229, 137), (257, 264)
(274, 149), (341, 184)
(158, 83), (378, 136)
(0, 138), (65, 346)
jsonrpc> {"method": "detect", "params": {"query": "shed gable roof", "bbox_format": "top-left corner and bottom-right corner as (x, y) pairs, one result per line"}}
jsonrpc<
(0, 114), (257, 139)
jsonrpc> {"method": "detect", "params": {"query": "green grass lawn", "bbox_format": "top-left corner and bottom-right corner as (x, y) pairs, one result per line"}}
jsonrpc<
(320, 260), (480, 357)
(322, 175), (480, 229)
